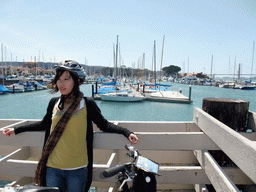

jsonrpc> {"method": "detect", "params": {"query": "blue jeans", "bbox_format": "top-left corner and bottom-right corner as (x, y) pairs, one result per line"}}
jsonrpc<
(46, 166), (88, 192)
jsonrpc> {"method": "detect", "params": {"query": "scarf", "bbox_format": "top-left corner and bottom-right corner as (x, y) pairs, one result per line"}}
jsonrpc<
(35, 91), (84, 186)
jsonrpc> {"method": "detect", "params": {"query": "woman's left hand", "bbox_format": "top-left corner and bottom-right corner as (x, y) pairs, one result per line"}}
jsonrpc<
(128, 133), (139, 144)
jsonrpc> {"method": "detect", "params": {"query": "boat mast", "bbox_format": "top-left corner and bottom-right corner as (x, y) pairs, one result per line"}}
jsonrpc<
(118, 42), (121, 79)
(43, 52), (45, 76)
(38, 51), (40, 79)
(1, 43), (4, 85)
(114, 35), (119, 79)
(238, 63), (241, 80)
(229, 56), (231, 76)
(113, 44), (115, 78)
(187, 57), (189, 74)
(210, 55), (213, 79)
(142, 53), (145, 81)
(154, 40), (156, 87)
(11, 53), (12, 76)
(5, 47), (6, 79)
(150, 46), (154, 81)
(251, 41), (255, 80)
(234, 56), (236, 81)
(35, 56), (37, 79)
(159, 35), (165, 91)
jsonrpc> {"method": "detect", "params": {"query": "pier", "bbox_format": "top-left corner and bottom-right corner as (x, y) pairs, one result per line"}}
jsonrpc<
(92, 83), (193, 104)
(0, 107), (256, 191)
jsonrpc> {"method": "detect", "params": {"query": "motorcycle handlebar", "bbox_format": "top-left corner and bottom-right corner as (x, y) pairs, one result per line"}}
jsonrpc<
(102, 164), (126, 178)
(125, 144), (139, 158)
(125, 144), (134, 152)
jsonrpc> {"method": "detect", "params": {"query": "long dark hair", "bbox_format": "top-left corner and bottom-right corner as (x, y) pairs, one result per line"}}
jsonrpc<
(49, 69), (80, 97)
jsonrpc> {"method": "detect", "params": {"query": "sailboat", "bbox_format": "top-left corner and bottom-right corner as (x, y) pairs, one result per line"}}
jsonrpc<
(100, 91), (144, 102)
(24, 81), (35, 92)
(99, 35), (145, 102)
(239, 41), (256, 90)
(239, 85), (256, 90)
(143, 36), (192, 103)
(6, 81), (25, 93)
(0, 43), (9, 94)
(0, 84), (9, 94)
(148, 90), (189, 101)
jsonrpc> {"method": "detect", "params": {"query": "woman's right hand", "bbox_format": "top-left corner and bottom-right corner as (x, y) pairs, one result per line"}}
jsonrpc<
(3, 128), (15, 137)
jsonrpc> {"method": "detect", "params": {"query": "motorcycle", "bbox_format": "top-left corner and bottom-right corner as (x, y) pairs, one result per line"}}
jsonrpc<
(102, 144), (160, 192)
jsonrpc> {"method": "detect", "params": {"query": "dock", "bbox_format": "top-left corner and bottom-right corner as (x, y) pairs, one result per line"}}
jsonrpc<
(1, 107), (256, 191)
(92, 84), (193, 104)
(93, 94), (192, 104)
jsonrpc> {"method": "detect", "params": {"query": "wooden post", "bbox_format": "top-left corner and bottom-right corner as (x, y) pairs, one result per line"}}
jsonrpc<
(189, 86), (192, 103)
(95, 81), (98, 94)
(92, 84), (94, 98)
(202, 97), (249, 132)
(202, 97), (250, 166)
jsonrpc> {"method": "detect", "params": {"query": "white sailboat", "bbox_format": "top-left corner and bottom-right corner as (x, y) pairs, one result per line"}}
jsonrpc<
(99, 35), (145, 102)
(100, 91), (144, 102)
(6, 84), (24, 93)
(141, 37), (192, 104)
(6, 81), (25, 93)
(149, 90), (189, 101)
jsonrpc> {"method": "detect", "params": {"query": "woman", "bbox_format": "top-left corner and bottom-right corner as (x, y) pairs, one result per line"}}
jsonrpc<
(3, 60), (139, 192)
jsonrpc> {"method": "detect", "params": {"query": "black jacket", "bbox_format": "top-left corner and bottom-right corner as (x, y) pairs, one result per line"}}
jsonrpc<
(14, 97), (132, 191)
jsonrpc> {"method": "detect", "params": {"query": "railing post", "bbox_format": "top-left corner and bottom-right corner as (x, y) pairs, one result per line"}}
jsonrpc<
(202, 97), (249, 167)
(92, 84), (94, 98)
(189, 85), (192, 103)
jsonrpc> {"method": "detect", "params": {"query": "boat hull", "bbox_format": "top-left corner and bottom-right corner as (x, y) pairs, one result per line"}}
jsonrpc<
(239, 86), (256, 90)
(100, 92), (144, 102)
(24, 87), (35, 92)
(8, 89), (24, 93)
(6, 85), (24, 93)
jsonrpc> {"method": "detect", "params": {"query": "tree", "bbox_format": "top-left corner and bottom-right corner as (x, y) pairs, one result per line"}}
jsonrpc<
(162, 65), (181, 77)
(196, 72), (209, 79)
(101, 67), (113, 76)
(23, 61), (37, 68)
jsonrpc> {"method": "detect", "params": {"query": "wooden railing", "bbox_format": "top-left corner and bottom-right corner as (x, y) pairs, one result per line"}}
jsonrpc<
(0, 108), (256, 191)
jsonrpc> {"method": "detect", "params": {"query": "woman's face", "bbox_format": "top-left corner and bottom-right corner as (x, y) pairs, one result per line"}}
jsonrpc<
(56, 71), (75, 95)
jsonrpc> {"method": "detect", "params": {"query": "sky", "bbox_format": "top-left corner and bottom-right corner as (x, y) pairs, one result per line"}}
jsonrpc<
(0, 0), (256, 77)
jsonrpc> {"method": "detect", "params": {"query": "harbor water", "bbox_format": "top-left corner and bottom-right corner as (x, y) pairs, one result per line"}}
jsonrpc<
(0, 83), (256, 121)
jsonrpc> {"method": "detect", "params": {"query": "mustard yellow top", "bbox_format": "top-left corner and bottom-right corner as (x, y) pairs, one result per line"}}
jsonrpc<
(47, 100), (88, 169)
